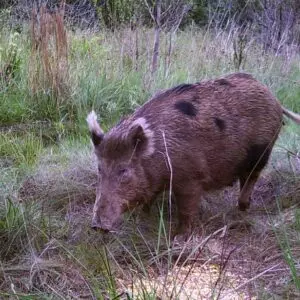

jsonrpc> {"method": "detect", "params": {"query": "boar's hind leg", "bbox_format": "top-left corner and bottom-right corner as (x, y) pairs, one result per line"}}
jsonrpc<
(238, 144), (271, 211)
(238, 172), (260, 211)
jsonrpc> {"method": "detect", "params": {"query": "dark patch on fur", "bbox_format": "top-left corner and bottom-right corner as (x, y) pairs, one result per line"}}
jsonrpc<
(237, 144), (271, 176)
(150, 83), (197, 103)
(214, 117), (226, 131)
(175, 101), (197, 117)
(216, 78), (233, 86)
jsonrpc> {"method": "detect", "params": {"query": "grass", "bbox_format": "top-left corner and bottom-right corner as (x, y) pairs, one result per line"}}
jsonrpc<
(1, 14), (300, 298)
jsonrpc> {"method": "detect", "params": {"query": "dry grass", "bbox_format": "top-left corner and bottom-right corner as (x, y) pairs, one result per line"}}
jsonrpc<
(29, 2), (69, 104)
(0, 252), (95, 299)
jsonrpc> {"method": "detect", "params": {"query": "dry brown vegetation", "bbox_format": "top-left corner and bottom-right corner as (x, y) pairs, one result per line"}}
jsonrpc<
(29, 2), (69, 104)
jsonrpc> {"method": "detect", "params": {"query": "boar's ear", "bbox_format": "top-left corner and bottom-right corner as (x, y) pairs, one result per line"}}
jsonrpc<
(86, 111), (104, 146)
(128, 117), (154, 157)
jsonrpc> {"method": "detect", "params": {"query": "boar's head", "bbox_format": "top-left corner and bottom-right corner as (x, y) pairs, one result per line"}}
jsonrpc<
(87, 111), (154, 232)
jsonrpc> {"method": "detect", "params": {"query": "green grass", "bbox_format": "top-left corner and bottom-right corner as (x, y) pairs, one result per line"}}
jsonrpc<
(276, 69), (300, 113)
(1, 23), (300, 299)
(0, 132), (43, 167)
(2, 26), (300, 128)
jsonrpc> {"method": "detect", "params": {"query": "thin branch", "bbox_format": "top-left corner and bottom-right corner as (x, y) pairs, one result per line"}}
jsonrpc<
(162, 130), (173, 242)
(143, 0), (155, 22)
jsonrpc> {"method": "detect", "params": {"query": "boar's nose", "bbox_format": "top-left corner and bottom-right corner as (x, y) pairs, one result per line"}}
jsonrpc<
(91, 220), (111, 233)
(91, 226), (110, 233)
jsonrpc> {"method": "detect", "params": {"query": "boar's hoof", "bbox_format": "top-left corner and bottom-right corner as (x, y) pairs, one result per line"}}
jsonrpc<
(238, 201), (250, 211)
(172, 233), (192, 245)
(91, 226), (109, 233)
(91, 225), (110, 233)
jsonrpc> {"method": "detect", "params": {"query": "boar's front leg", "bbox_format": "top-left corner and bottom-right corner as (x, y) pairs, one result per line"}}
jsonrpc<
(174, 186), (201, 242)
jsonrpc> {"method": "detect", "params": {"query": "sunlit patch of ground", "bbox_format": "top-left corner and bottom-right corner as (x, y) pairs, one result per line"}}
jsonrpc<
(119, 264), (252, 299)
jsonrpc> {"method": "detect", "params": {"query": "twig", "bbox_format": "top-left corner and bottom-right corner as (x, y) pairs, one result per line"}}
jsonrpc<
(161, 130), (173, 243)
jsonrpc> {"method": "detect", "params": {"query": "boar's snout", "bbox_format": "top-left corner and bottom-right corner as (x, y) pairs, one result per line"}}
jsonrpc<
(92, 192), (124, 233)
(91, 218), (112, 233)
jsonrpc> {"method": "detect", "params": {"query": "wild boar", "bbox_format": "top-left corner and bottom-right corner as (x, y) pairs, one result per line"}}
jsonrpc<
(87, 72), (300, 240)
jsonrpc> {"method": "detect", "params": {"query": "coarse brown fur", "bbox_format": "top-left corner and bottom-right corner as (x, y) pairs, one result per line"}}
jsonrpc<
(87, 72), (300, 239)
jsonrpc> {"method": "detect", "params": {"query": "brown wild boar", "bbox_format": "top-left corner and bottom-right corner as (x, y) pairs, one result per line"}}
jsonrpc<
(87, 72), (300, 240)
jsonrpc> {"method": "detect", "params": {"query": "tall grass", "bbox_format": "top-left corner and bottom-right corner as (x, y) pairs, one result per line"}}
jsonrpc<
(1, 14), (300, 298)
(1, 22), (300, 128)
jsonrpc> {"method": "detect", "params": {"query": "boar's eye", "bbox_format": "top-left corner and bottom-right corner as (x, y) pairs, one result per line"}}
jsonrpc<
(98, 165), (102, 173)
(118, 168), (131, 183)
(118, 168), (128, 176)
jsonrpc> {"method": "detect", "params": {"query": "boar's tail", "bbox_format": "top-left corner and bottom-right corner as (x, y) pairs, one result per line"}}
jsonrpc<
(282, 106), (300, 124)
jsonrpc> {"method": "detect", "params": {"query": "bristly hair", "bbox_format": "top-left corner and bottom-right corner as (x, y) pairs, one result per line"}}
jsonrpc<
(152, 83), (196, 100)
(131, 117), (155, 156)
(171, 83), (195, 95)
(99, 117), (155, 159)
